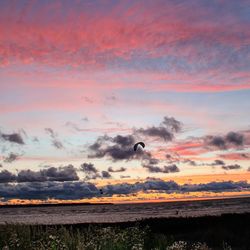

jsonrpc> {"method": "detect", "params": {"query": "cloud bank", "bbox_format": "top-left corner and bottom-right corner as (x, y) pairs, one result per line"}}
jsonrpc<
(0, 179), (249, 201)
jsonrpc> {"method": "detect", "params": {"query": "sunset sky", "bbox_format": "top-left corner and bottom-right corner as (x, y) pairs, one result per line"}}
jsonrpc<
(0, 0), (250, 204)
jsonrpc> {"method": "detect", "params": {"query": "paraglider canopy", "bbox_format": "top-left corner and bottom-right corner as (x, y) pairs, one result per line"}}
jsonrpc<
(133, 142), (145, 151)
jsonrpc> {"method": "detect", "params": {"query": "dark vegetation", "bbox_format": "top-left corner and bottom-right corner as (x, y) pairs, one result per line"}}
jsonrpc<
(0, 213), (249, 249)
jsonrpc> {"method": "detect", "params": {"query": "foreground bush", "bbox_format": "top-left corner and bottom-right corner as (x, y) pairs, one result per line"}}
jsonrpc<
(0, 224), (232, 250)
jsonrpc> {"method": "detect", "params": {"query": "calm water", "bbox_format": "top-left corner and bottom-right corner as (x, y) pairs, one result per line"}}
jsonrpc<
(0, 197), (249, 225)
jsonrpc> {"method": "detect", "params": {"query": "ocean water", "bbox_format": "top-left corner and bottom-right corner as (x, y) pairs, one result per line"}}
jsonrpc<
(0, 197), (249, 225)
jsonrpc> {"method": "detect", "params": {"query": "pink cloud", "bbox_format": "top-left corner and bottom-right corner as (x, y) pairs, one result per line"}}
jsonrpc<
(0, 1), (249, 68)
(168, 142), (207, 157)
(1, 0), (250, 95)
(2, 66), (250, 93)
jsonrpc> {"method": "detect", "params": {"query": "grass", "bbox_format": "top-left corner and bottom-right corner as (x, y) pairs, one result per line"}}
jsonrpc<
(0, 224), (212, 250)
(0, 213), (249, 250)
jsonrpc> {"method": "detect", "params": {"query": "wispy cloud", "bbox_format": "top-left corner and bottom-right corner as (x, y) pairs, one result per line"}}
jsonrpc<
(45, 128), (64, 149)
(1, 1), (250, 92)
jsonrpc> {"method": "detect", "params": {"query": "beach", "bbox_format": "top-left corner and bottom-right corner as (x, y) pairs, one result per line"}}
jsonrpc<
(0, 197), (249, 225)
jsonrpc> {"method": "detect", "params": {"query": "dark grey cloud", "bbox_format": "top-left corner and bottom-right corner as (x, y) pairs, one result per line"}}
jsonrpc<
(3, 153), (20, 163)
(213, 159), (225, 166)
(207, 136), (226, 149)
(17, 169), (46, 182)
(147, 158), (159, 165)
(142, 155), (158, 167)
(203, 159), (225, 167)
(88, 116), (182, 161)
(143, 164), (180, 173)
(161, 116), (182, 133)
(103, 180), (250, 195)
(226, 132), (244, 146)
(41, 164), (79, 181)
(173, 131), (250, 159)
(179, 181), (249, 192)
(88, 134), (144, 161)
(108, 167), (126, 173)
(135, 116), (182, 141)
(0, 181), (98, 200)
(103, 146), (136, 160)
(143, 165), (163, 173)
(18, 165), (79, 182)
(0, 165), (79, 183)
(163, 164), (180, 173)
(205, 131), (244, 150)
(136, 126), (174, 141)
(88, 142), (105, 157)
(104, 180), (180, 195)
(101, 171), (112, 179)
(222, 164), (241, 170)
(142, 155), (162, 172)
(112, 135), (135, 147)
(0, 131), (24, 144)
(41, 165), (79, 181)
(80, 162), (113, 180)
(142, 154), (180, 173)
(80, 163), (98, 173)
(0, 170), (16, 183)
(80, 162), (101, 180)
(182, 159), (226, 167)
(45, 128), (64, 149)
(0, 179), (250, 201)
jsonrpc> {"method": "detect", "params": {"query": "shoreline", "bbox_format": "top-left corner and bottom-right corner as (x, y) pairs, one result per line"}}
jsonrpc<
(0, 195), (249, 208)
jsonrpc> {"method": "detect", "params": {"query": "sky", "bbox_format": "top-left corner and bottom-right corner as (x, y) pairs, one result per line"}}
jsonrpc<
(0, 0), (250, 204)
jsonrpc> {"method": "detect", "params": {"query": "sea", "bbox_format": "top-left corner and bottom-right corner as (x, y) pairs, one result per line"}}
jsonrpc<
(0, 197), (249, 225)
